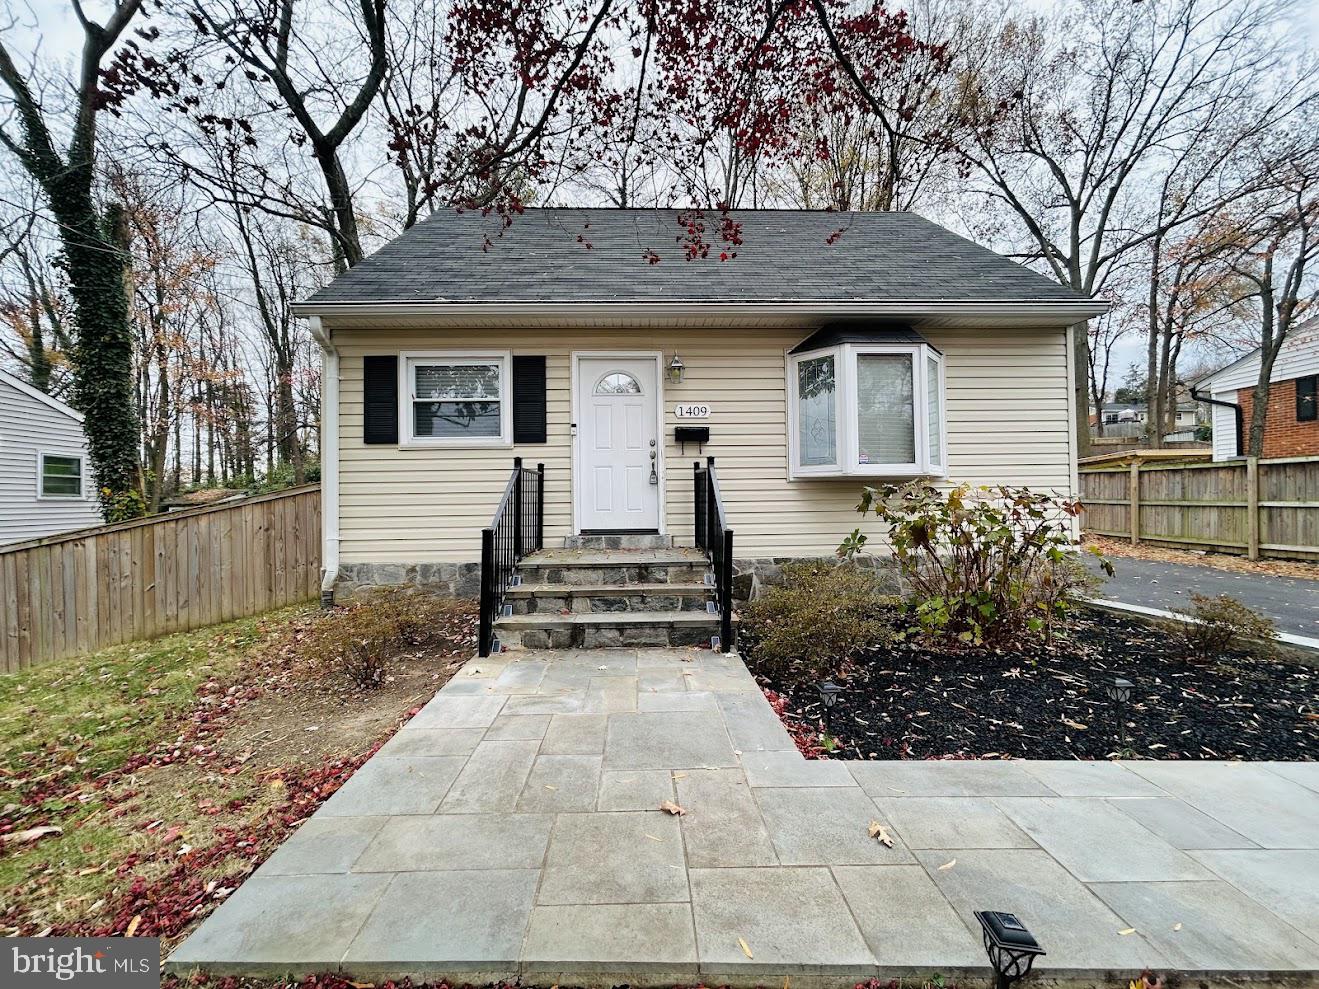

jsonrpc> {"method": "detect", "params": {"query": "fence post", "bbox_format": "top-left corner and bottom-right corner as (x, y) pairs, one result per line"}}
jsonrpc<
(536, 463), (545, 552)
(478, 527), (495, 657)
(1246, 456), (1260, 561)
(1127, 461), (1141, 545)
(512, 456), (524, 559)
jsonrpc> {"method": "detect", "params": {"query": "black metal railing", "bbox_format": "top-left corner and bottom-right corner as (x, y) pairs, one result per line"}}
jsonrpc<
(478, 458), (545, 657)
(693, 456), (734, 652)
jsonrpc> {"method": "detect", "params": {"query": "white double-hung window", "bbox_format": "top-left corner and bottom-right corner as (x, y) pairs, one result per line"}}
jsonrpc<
(788, 333), (945, 479)
(402, 352), (512, 446)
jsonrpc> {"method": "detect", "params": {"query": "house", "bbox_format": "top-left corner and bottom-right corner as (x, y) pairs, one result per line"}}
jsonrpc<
(1192, 320), (1319, 461)
(0, 368), (101, 546)
(1095, 402), (1200, 429)
(292, 208), (1106, 650)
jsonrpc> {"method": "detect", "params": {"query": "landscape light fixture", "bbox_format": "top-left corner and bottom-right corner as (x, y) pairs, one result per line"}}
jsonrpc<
(816, 680), (843, 736)
(1104, 677), (1134, 749)
(974, 910), (1045, 989)
(668, 353), (686, 384)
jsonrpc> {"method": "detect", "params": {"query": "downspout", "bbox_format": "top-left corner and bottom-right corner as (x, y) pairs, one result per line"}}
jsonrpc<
(1185, 380), (1243, 458)
(308, 316), (340, 606)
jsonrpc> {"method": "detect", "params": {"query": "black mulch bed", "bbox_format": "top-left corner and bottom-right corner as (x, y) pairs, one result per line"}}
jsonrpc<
(745, 612), (1319, 761)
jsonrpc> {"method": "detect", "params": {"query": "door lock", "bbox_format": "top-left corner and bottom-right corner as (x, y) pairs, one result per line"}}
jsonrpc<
(649, 445), (658, 484)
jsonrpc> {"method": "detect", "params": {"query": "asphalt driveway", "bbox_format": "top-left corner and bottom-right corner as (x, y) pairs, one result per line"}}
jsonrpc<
(1083, 554), (1319, 639)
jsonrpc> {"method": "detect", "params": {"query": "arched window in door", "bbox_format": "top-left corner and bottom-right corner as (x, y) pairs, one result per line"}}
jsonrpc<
(594, 371), (642, 395)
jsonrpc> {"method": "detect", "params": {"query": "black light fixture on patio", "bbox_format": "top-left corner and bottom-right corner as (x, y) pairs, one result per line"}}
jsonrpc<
(816, 680), (843, 736)
(974, 910), (1045, 989)
(1104, 677), (1134, 749)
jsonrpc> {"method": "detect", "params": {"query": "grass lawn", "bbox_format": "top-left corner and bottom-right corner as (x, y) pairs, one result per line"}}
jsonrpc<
(0, 599), (474, 949)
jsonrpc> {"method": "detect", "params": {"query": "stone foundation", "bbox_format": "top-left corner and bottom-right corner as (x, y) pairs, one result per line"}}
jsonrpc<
(333, 555), (900, 604)
(730, 555), (901, 600)
(333, 561), (482, 603)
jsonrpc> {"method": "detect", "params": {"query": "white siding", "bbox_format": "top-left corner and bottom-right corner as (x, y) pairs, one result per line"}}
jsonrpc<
(331, 325), (1075, 563)
(0, 378), (101, 545)
(1210, 392), (1239, 461)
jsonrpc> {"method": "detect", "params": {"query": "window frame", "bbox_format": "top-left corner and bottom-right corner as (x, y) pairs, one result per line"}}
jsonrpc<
(787, 348), (845, 477)
(398, 350), (513, 448)
(1297, 374), (1318, 423)
(787, 342), (947, 480)
(36, 450), (86, 500)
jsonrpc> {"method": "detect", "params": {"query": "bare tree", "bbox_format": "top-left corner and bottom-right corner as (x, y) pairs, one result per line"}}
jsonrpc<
(1221, 143), (1319, 456)
(0, 0), (146, 514)
(955, 0), (1305, 456)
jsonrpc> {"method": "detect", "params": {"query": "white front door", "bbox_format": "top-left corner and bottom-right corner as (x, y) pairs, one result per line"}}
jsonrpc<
(577, 356), (661, 531)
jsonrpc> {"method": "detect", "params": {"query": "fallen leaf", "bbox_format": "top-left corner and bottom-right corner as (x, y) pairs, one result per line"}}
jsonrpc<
(1117, 927), (1136, 936)
(1062, 718), (1088, 731)
(868, 820), (894, 847)
(544, 785), (558, 791)
(8, 825), (62, 845)
(938, 858), (956, 870)
(125, 915), (142, 938)
(348, 982), (375, 988)
(659, 800), (687, 816)
(738, 937), (754, 959)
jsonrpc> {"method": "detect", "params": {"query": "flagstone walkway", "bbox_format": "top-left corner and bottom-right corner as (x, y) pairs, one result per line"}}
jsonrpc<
(168, 647), (1319, 986)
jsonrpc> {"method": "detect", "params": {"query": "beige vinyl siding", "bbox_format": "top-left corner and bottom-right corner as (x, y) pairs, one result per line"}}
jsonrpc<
(332, 326), (1073, 564)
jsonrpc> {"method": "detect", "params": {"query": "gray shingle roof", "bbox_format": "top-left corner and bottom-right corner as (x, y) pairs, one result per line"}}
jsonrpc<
(302, 208), (1091, 307)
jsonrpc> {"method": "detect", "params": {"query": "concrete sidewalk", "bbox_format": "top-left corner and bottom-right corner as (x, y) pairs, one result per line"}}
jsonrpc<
(1083, 554), (1319, 639)
(169, 648), (1319, 986)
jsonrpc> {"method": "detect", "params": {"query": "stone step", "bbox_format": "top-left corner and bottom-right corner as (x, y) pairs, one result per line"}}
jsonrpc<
(504, 582), (712, 616)
(515, 547), (709, 587)
(493, 610), (732, 650)
(562, 533), (674, 550)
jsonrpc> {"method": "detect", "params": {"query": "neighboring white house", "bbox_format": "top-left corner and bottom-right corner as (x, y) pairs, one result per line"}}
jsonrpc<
(1192, 320), (1319, 461)
(0, 368), (101, 546)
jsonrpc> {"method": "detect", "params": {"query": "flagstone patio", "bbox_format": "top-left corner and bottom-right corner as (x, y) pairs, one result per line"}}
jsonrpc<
(168, 647), (1319, 986)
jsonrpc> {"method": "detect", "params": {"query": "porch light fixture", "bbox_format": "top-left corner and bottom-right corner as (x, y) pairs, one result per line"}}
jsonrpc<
(974, 910), (1045, 989)
(1105, 677), (1134, 749)
(668, 353), (685, 384)
(817, 680), (843, 736)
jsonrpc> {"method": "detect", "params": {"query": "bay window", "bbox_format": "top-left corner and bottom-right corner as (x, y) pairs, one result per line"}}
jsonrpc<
(402, 352), (511, 445)
(788, 336), (946, 479)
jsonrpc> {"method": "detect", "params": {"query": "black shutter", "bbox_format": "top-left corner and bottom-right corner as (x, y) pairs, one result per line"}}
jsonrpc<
(513, 355), (548, 443)
(363, 355), (399, 444)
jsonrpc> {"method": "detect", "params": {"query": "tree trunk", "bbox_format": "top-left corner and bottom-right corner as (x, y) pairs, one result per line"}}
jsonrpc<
(1072, 321), (1092, 459)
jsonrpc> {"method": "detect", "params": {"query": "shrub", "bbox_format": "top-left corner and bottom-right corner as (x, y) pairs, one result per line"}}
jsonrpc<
(839, 482), (1112, 646)
(741, 561), (899, 680)
(1169, 593), (1276, 660)
(303, 588), (465, 689)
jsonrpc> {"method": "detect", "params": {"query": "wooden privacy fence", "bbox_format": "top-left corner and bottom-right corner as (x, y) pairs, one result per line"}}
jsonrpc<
(0, 485), (321, 672)
(1079, 456), (1319, 561)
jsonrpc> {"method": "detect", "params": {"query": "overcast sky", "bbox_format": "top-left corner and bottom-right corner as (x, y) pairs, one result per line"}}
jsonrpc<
(7, 0), (1316, 385)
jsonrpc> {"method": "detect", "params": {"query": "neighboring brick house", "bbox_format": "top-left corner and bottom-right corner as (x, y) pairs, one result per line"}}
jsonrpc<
(1193, 321), (1319, 460)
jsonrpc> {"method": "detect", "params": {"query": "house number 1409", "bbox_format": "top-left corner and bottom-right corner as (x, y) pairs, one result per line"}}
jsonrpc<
(674, 404), (711, 419)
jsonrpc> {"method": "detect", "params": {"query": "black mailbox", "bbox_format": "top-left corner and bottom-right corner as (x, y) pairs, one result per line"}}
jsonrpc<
(675, 425), (710, 453)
